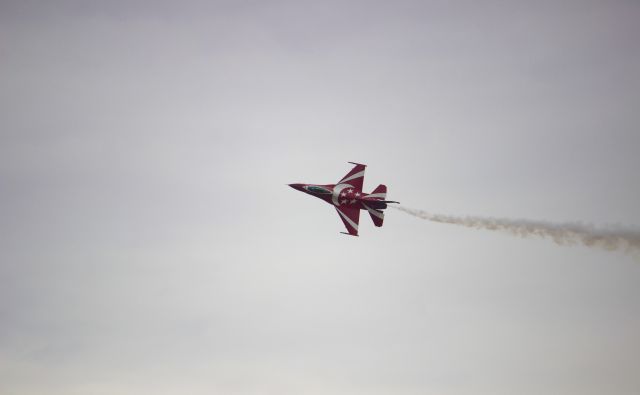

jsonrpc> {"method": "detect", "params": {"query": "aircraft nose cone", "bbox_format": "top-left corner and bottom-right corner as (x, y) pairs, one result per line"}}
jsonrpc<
(288, 183), (303, 191)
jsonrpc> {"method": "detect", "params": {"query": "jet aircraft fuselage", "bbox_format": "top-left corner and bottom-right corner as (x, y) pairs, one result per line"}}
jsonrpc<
(288, 162), (398, 236)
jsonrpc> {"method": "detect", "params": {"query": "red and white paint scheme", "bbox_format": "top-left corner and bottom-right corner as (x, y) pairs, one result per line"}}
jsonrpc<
(288, 162), (399, 236)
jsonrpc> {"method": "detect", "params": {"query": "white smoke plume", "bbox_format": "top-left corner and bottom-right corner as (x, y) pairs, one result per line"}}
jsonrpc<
(393, 206), (640, 255)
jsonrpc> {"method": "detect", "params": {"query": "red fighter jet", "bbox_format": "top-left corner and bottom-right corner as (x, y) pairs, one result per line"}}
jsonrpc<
(289, 162), (399, 236)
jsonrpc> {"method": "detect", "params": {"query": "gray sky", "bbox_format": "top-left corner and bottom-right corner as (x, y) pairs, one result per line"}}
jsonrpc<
(1, 1), (639, 394)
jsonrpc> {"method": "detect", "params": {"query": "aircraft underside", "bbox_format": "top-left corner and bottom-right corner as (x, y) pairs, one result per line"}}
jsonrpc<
(289, 162), (399, 236)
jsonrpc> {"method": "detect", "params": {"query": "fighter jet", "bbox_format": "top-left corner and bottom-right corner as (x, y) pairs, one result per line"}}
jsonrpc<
(288, 162), (399, 236)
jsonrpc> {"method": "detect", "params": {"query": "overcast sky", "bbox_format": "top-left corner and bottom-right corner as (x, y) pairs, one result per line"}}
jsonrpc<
(1, 1), (639, 394)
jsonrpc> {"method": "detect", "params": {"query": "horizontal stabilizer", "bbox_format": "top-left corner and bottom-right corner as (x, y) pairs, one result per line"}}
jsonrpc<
(363, 203), (384, 227)
(368, 184), (387, 200)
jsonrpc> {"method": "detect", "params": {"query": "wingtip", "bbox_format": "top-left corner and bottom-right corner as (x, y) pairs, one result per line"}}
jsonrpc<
(340, 232), (359, 237)
(347, 161), (366, 167)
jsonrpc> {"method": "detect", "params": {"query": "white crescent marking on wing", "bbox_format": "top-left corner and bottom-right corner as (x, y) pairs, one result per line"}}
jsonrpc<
(332, 183), (353, 206)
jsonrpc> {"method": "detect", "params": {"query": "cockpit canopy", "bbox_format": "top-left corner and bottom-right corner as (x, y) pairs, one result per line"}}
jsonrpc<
(304, 185), (332, 194)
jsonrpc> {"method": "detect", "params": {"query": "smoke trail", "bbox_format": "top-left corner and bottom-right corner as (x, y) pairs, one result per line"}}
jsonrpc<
(393, 206), (640, 255)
